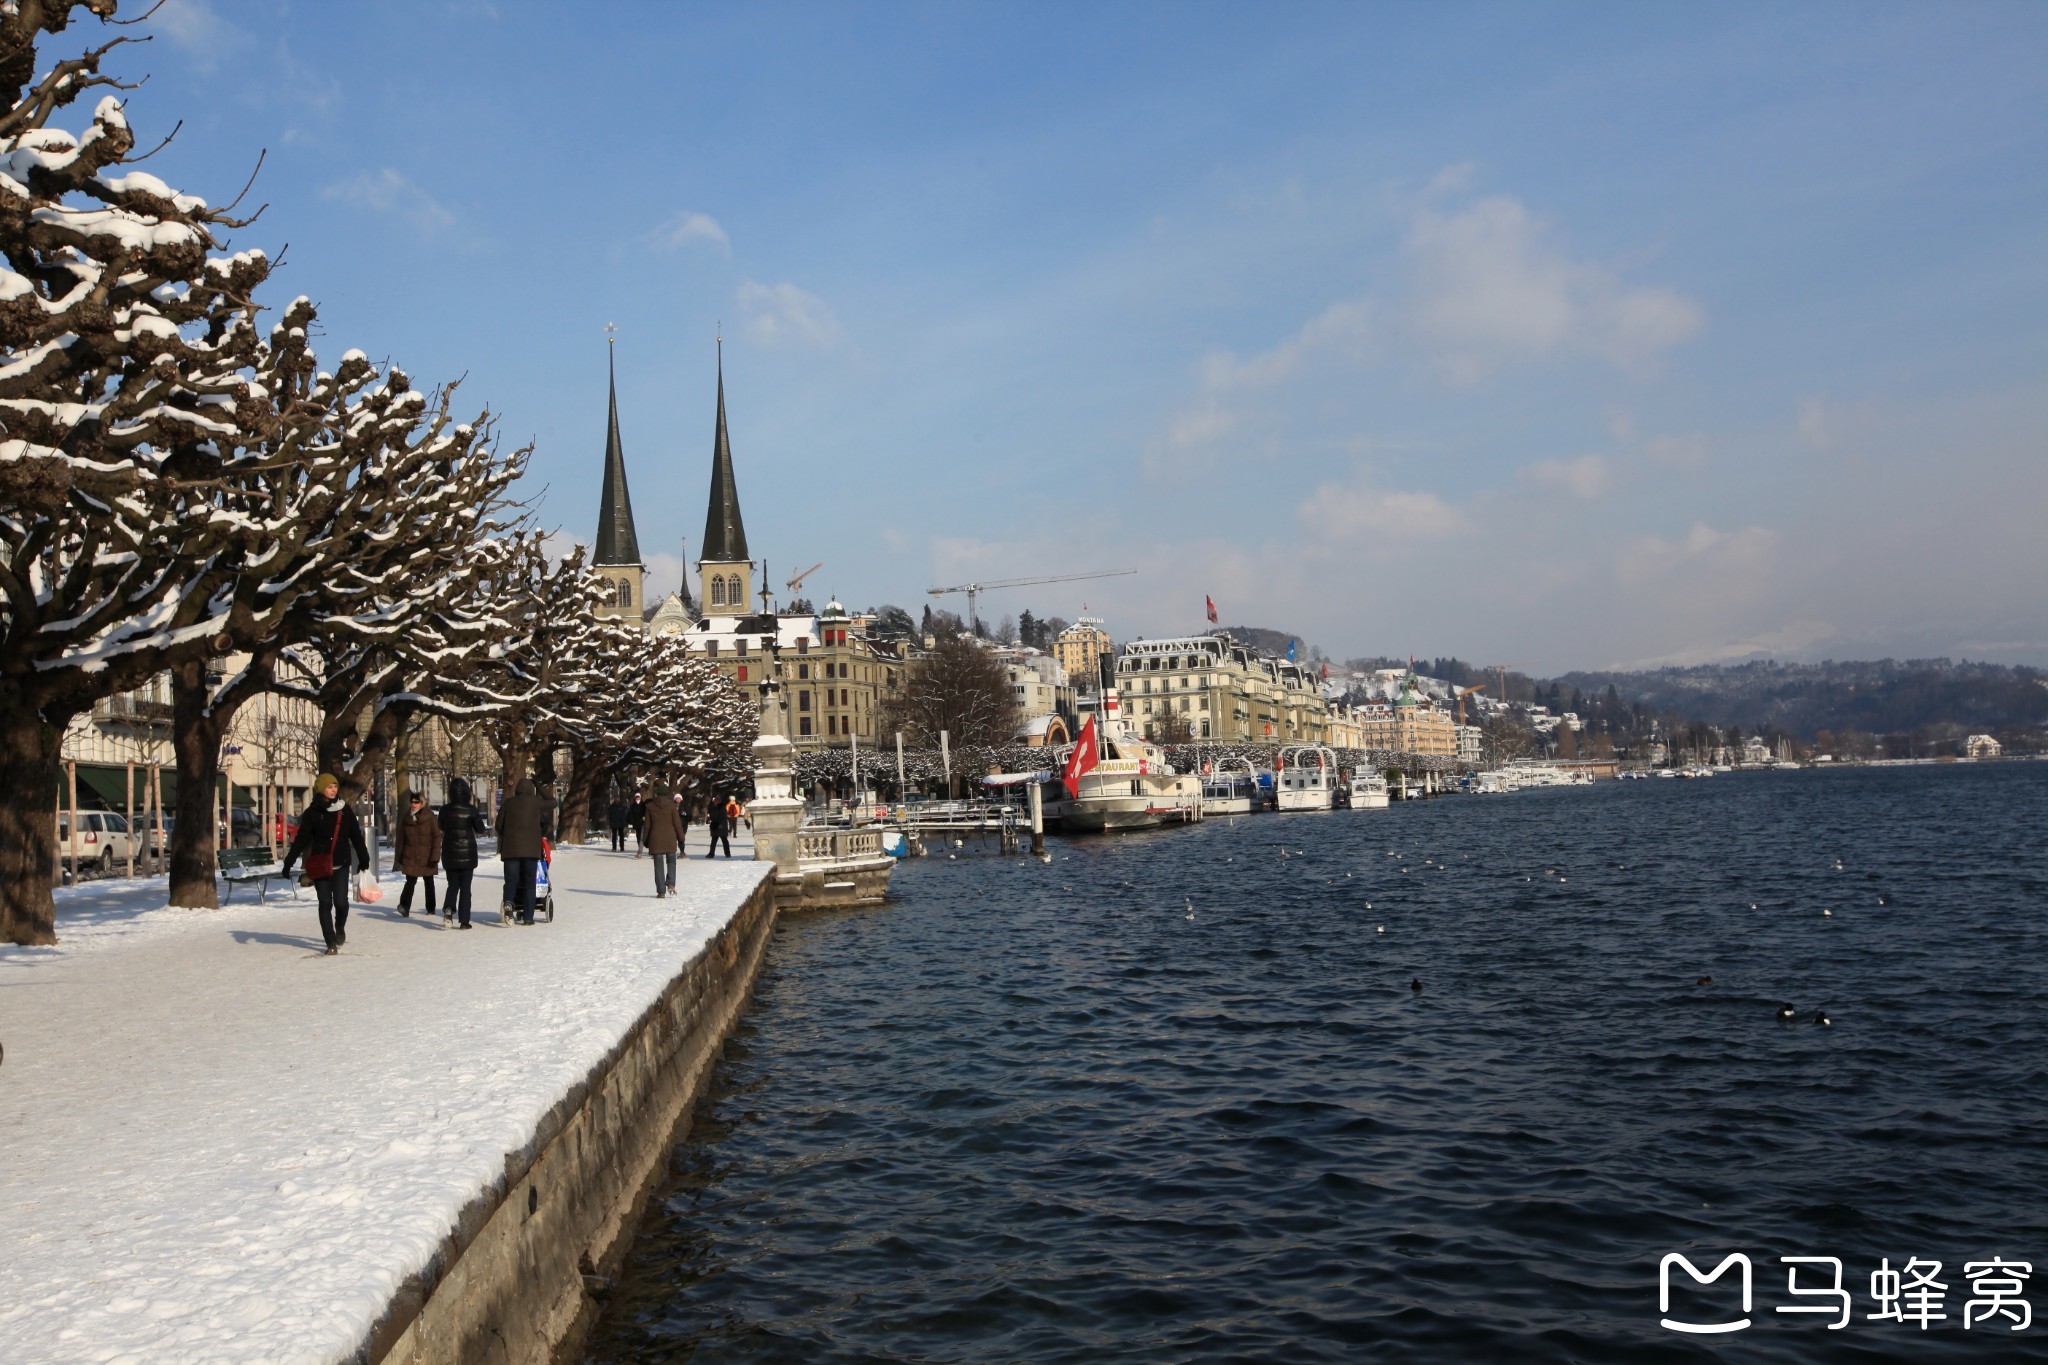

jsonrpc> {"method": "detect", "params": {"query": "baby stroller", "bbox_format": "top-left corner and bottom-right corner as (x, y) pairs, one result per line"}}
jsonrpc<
(500, 837), (557, 924)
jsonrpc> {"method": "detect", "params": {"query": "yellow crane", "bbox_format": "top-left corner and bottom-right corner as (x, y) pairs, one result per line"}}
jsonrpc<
(785, 562), (823, 600)
(1487, 662), (1537, 708)
(927, 568), (1136, 634)
(1455, 683), (1486, 725)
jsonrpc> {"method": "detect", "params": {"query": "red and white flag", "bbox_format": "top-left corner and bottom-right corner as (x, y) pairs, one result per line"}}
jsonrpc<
(1063, 714), (1100, 798)
(1205, 595), (1218, 624)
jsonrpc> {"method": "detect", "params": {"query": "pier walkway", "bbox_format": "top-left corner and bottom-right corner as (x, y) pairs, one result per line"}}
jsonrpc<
(0, 830), (768, 1364)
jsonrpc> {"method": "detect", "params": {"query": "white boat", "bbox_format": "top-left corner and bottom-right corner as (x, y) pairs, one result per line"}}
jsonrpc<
(1200, 756), (1261, 815)
(1346, 770), (1390, 808)
(1273, 745), (1338, 811)
(1060, 672), (1203, 833)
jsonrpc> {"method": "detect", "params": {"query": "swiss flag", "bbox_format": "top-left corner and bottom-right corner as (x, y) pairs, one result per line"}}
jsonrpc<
(1321, 662), (1329, 681)
(1063, 714), (1100, 798)
(1205, 595), (1218, 624)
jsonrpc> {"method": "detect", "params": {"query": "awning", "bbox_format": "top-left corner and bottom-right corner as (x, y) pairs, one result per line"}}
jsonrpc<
(60, 764), (181, 813)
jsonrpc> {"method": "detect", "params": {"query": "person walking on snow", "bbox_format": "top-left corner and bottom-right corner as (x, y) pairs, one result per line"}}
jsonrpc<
(497, 777), (549, 925)
(706, 793), (734, 859)
(606, 793), (632, 852)
(281, 774), (371, 955)
(393, 790), (441, 918)
(438, 777), (488, 929)
(631, 789), (649, 857)
(640, 783), (685, 898)
(497, 777), (552, 929)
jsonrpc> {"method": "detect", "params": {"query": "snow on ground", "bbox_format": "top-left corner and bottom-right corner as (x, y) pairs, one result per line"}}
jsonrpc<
(0, 830), (767, 1365)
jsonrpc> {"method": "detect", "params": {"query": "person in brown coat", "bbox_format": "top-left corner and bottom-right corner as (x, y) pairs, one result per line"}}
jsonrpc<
(640, 783), (685, 899)
(393, 790), (442, 919)
(497, 777), (550, 925)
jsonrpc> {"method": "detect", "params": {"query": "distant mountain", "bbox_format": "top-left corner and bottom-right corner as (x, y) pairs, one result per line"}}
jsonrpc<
(1552, 659), (2048, 740)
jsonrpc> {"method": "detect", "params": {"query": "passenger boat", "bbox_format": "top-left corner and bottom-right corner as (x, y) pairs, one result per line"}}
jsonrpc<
(1273, 744), (1338, 811)
(1200, 756), (1261, 815)
(1059, 667), (1203, 833)
(1345, 770), (1390, 808)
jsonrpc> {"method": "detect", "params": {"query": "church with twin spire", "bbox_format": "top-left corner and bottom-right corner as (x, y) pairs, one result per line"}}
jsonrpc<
(589, 340), (909, 748)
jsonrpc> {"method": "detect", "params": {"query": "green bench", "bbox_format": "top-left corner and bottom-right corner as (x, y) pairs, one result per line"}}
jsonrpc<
(219, 847), (291, 903)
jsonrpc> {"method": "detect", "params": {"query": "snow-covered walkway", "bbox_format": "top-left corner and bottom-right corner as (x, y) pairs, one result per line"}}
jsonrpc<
(0, 830), (768, 1364)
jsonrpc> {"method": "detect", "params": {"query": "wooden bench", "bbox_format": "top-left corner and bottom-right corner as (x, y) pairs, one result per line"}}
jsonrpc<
(219, 847), (290, 903)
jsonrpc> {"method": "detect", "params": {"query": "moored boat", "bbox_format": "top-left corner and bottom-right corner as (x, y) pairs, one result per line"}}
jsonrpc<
(1346, 769), (1390, 808)
(1200, 756), (1261, 815)
(1273, 744), (1338, 811)
(1059, 662), (1203, 832)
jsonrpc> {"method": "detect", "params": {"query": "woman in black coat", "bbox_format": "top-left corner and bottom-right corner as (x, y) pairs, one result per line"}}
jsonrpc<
(438, 777), (490, 930)
(281, 774), (372, 955)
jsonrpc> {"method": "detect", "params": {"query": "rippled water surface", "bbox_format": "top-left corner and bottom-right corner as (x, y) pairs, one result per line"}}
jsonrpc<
(586, 765), (2048, 1362)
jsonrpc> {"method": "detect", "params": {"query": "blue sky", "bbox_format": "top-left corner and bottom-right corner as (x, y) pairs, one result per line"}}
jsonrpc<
(119, 0), (2048, 667)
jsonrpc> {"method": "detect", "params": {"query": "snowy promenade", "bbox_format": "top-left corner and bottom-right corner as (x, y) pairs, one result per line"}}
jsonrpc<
(0, 831), (768, 1364)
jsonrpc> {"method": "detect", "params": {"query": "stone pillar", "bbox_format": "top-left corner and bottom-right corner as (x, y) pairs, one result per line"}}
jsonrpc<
(749, 732), (803, 873)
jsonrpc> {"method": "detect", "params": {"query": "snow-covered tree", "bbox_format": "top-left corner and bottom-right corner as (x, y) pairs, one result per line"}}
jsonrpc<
(0, 5), (284, 943)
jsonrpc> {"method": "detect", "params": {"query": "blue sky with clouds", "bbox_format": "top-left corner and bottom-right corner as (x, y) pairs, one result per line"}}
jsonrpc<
(120, 0), (2048, 667)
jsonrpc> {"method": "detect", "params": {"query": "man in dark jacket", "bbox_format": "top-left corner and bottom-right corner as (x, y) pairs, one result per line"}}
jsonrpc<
(631, 790), (648, 857)
(640, 783), (685, 898)
(280, 773), (372, 954)
(393, 791), (442, 918)
(605, 794), (632, 852)
(706, 792), (732, 859)
(497, 777), (548, 925)
(438, 778), (489, 929)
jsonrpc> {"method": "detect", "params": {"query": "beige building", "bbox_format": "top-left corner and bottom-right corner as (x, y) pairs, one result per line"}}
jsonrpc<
(1115, 635), (1331, 744)
(1350, 671), (1458, 756)
(1053, 615), (1112, 692)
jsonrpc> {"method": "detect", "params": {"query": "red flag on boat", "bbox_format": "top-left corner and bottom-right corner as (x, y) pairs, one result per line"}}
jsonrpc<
(1205, 595), (1218, 624)
(1063, 714), (1100, 798)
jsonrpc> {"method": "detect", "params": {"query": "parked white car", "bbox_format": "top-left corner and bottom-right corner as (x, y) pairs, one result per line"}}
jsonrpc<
(57, 810), (150, 875)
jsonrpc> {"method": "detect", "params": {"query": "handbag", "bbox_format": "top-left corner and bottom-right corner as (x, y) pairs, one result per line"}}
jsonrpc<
(305, 813), (343, 880)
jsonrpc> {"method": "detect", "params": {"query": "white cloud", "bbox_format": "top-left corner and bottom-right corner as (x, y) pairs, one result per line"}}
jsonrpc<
(650, 211), (730, 254)
(1798, 397), (1831, 449)
(1144, 298), (1371, 476)
(152, 0), (245, 71)
(1405, 189), (1701, 382)
(736, 280), (841, 348)
(1296, 475), (1470, 543)
(1615, 521), (1778, 587)
(321, 169), (455, 233)
(1643, 432), (1710, 468)
(1521, 453), (1612, 498)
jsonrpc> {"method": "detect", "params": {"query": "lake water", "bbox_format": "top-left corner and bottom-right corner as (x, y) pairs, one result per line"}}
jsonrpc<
(585, 764), (2048, 1362)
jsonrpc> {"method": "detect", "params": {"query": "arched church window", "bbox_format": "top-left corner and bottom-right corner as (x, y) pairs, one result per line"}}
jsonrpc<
(710, 576), (725, 607)
(727, 574), (743, 605)
(617, 579), (633, 609)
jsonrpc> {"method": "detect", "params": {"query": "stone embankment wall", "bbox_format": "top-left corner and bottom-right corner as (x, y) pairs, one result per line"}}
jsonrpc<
(364, 872), (777, 1365)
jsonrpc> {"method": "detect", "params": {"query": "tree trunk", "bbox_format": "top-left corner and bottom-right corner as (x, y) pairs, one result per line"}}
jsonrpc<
(557, 746), (603, 849)
(0, 683), (65, 945)
(168, 659), (230, 909)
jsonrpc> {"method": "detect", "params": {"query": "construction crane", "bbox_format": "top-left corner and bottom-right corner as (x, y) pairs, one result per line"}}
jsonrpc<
(785, 562), (823, 599)
(927, 568), (1136, 636)
(1486, 663), (1537, 709)
(1455, 683), (1486, 725)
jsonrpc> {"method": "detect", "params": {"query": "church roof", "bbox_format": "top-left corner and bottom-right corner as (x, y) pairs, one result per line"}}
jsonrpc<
(594, 348), (642, 568)
(701, 346), (750, 564)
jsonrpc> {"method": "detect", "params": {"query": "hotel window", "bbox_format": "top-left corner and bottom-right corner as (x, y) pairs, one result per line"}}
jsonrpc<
(799, 692), (811, 711)
(841, 689), (849, 706)
(707, 641), (719, 658)
(736, 640), (748, 657)
(798, 663), (810, 679)
(828, 715), (837, 735)
(798, 637), (809, 654)
(800, 716), (812, 736)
